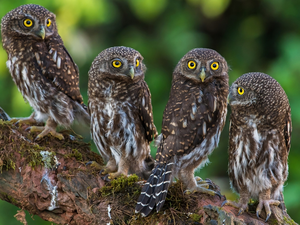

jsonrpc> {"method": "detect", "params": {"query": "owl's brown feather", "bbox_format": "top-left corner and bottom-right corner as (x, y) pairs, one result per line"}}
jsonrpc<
(139, 81), (158, 142)
(43, 40), (84, 105)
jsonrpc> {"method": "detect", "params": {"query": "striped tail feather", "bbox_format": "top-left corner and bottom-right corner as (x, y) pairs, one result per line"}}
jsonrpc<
(135, 162), (174, 217)
(155, 162), (174, 212)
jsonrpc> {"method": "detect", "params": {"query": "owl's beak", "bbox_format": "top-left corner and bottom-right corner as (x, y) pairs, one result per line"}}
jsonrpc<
(199, 67), (206, 82)
(127, 65), (135, 79)
(35, 26), (45, 39)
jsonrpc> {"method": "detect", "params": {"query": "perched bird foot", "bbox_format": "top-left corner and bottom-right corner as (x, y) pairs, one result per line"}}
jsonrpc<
(256, 199), (280, 222)
(99, 166), (119, 181)
(12, 116), (38, 127)
(221, 200), (248, 216)
(184, 185), (222, 199)
(29, 125), (64, 140)
(106, 171), (125, 180)
(85, 161), (103, 170)
(194, 177), (217, 190)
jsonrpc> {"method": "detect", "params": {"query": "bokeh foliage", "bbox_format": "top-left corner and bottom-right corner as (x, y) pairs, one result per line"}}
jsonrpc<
(0, 0), (299, 224)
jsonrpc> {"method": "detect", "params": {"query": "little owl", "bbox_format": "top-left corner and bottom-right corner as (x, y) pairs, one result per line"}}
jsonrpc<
(135, 48), (229, 216)
(222, 72), (291, 222)
(1, 4), (89, 140)
(88, 46), (157, 180)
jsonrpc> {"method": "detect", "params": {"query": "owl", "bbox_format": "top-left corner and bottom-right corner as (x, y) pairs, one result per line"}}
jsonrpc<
(135, 48), (229, 217)
(1, 4), (89, 140)
(222, 72), (291, 222)
(88, 46), (157, 180)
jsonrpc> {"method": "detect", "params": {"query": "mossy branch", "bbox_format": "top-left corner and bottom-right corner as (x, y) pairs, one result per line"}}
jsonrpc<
(0, 107), (297, 225)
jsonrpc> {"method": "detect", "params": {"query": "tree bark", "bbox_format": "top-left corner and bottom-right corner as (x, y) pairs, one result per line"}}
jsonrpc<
(0, 107), (297, 225)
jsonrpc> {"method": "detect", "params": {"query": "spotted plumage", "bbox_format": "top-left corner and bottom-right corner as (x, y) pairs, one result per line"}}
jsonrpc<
(135, 48), (229, 216)
(88, 46), (157, 180)
(1, 4), (89, 139)
(223, 72), (291, 221)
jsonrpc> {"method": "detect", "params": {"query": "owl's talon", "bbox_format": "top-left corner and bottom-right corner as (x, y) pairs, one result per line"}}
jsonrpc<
(216, 191), (222, 199)
(221, 200), (227, 207)
(256, 210), (260, 219)
(99, 169), (107, 175)
(256, 199), (280, 221)
(102, 174), (111, 182)
(86, 161), (93, 166)
(85, 161), (97, 167)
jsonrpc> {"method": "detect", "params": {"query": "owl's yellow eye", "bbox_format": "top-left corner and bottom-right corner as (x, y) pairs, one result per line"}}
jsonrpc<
(237, 87), (244, 95)
(47, 18), (51, 27)
(211, 62), (219, 70)
(187, 60), (197, 70)
(136, 59), (140, 67)
(23, 19), (33, 27)
(112, 60), (122, 68)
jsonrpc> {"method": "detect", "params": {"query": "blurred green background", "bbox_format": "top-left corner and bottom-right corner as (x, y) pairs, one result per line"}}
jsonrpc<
(0, 0), (299, 224)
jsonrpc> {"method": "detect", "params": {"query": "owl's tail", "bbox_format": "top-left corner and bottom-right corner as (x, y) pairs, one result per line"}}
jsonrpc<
(73, 102), (91, 126)
(135, 161), (174, 217)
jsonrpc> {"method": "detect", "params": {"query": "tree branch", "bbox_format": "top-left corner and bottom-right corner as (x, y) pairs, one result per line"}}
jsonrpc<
(0, 107), (297, 225)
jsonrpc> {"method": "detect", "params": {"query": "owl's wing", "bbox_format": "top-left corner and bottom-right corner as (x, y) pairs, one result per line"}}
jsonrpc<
(138, 81), (158, 142)
(42, 38), (84, 106)
(284, 109), (292, 152)
(158, 81), (221, 162)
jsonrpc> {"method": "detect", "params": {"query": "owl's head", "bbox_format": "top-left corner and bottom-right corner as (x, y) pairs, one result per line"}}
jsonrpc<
(89, 46), (146, 80)
(1, 4), (57, 41)
(228, 72), (290, 120)
(174, 48), (228, 83)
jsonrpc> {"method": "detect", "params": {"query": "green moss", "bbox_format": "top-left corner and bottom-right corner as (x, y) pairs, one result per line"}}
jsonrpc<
(268, 218), (279, 225)
(283, 216), (297, 225)
(0, 192), (18, 205)
(100, 174), (139, 196)
(64, 149), (83, 161)
(189, 213), (202, 222)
